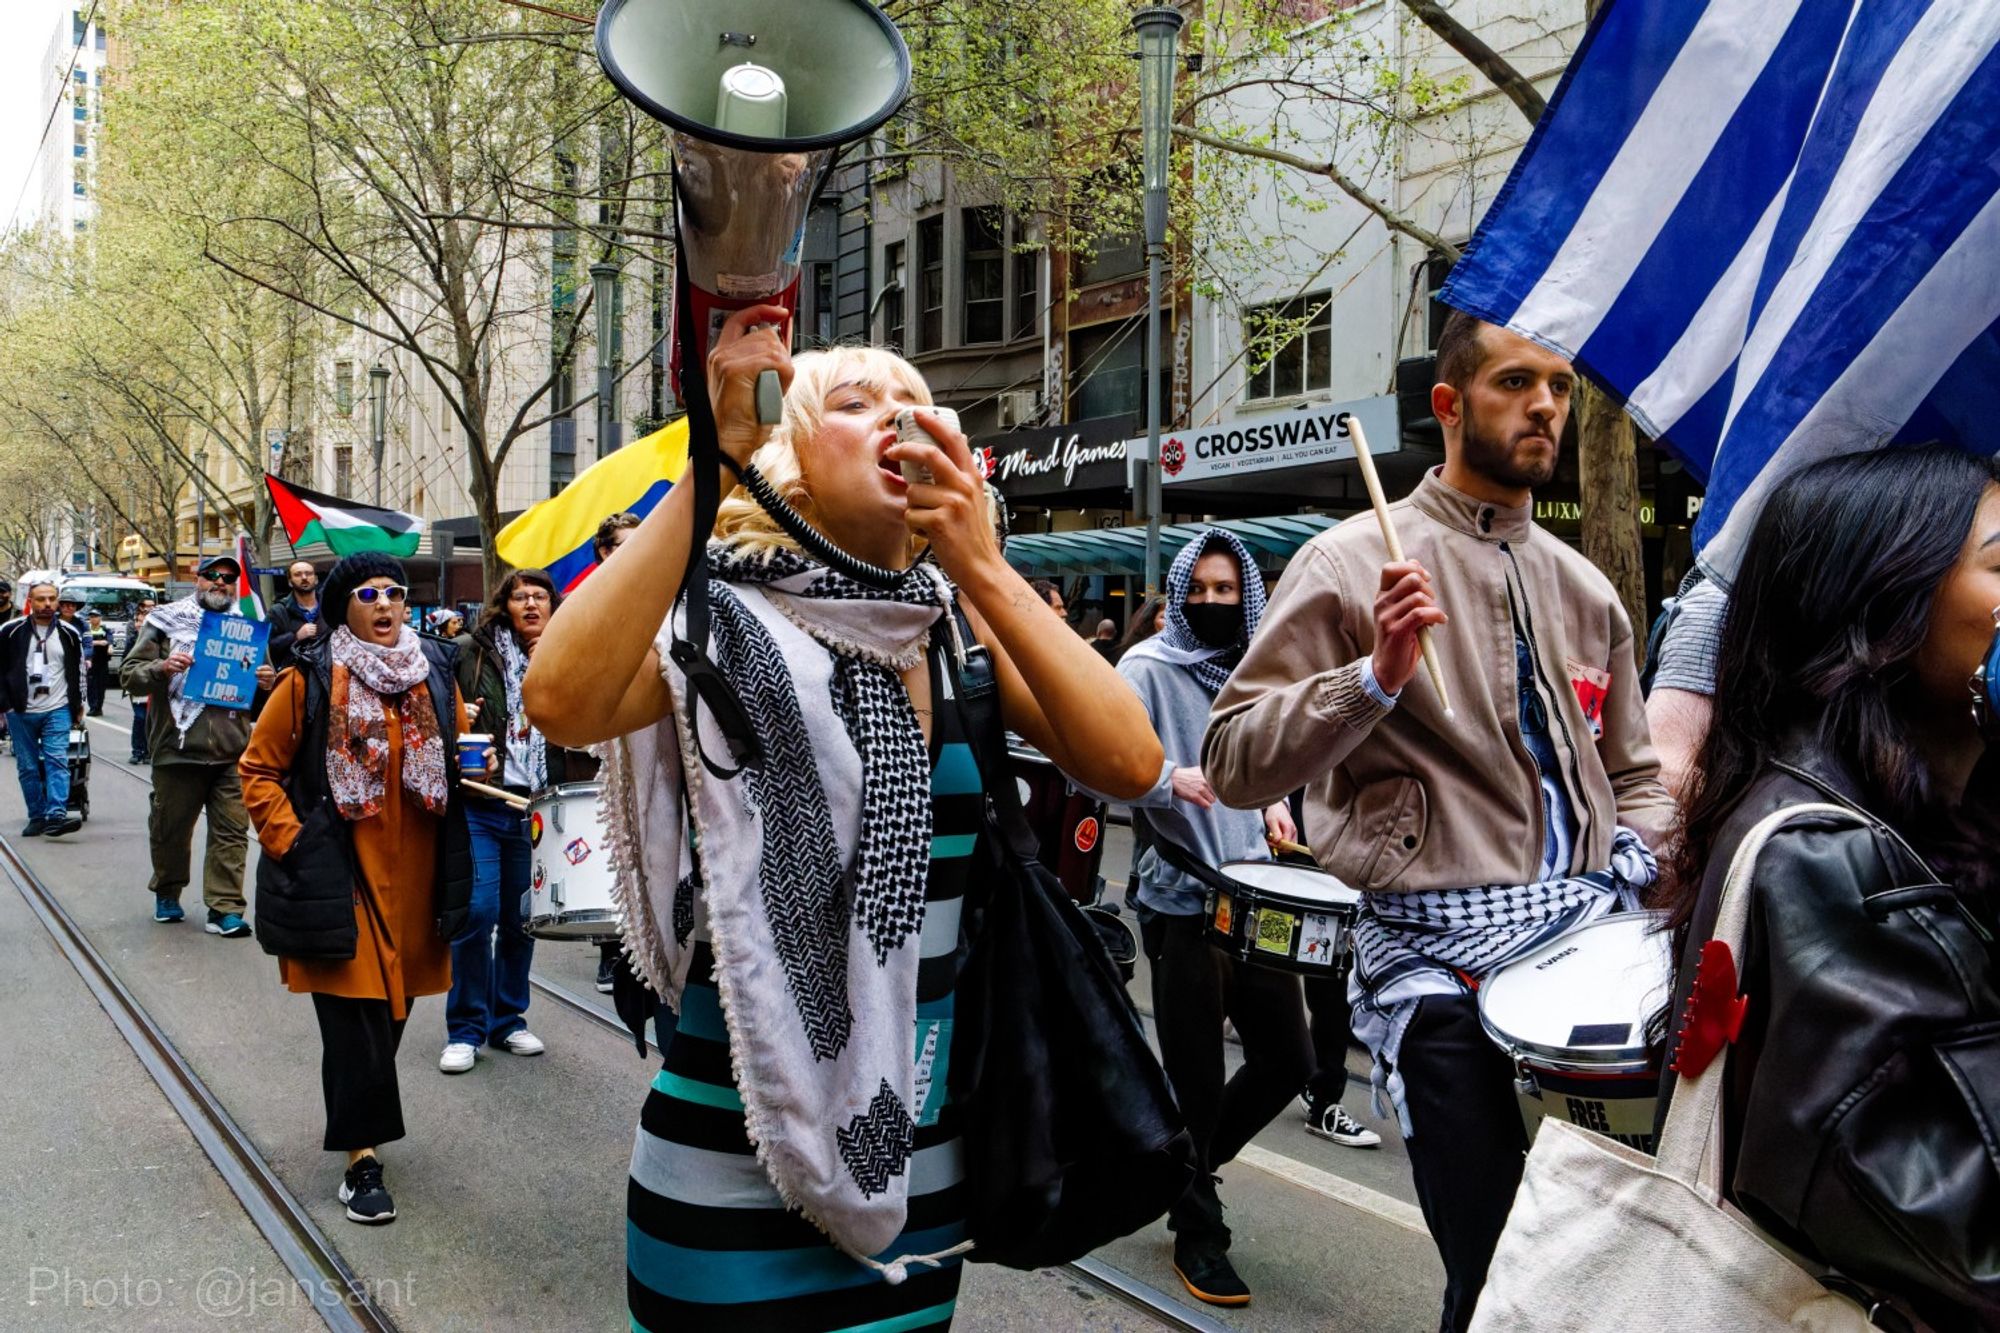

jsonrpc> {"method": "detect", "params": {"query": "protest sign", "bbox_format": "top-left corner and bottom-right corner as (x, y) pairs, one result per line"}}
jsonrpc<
(186, 611), (270, 710)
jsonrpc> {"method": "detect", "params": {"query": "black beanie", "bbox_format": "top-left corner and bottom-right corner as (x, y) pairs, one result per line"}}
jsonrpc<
(320, 552), (409, 627)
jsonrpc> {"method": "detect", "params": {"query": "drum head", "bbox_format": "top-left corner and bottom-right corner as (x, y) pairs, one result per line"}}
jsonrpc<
(1479, 912), (1673, 1072)
(1219, 860), (1360, 907)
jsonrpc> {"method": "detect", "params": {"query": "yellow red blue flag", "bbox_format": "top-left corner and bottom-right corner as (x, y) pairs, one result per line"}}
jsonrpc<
(496, 419), (690, 591)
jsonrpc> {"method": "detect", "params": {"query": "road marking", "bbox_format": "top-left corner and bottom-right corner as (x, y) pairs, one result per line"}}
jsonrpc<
(1236, 1143), (1429, 1236)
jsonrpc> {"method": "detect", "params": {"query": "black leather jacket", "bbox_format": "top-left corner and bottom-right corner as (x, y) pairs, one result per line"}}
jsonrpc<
(1660, 743), (2000, 1331)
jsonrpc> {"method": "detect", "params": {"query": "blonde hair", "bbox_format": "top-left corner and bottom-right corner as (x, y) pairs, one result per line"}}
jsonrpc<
(713, 344), (933, 559)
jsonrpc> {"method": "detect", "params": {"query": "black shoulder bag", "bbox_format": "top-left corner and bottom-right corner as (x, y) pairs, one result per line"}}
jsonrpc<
(938, 610), (1197, 1269)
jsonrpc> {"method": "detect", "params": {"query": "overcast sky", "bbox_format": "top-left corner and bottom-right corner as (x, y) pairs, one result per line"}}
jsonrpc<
(3, 0), (74, 235)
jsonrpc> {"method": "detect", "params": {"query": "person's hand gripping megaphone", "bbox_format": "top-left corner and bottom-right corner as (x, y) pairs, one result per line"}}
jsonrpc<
(706, 305), (797, 468)
(889, 410), (1002, 588)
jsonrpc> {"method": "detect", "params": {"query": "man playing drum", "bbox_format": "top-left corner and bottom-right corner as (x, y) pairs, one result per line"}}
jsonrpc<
(1202, 313), (1675, 1333)
(1088, 527), (1350, 1308)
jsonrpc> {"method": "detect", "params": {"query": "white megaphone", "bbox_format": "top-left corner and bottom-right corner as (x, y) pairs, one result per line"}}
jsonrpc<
(597, 0), (910, 419)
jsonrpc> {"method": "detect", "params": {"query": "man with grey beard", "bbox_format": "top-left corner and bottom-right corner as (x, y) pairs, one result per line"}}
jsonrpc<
(120, 554), (276, 933)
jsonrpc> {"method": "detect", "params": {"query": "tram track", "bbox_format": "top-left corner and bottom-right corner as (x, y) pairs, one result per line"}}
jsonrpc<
(0, 827), (399, 1333)
(87, 734), (1228, 1333)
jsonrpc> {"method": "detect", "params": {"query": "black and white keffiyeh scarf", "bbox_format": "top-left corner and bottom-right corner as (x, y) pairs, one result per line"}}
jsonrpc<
(1121, 528), (1268, 696)
(1349, 827), (1658, 1136)
(598, 544), (960, 1267)
(491, 627), (547, 791)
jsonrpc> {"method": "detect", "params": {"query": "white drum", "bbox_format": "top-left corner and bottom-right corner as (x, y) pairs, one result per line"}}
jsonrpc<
(524, 782), (619, 940)
(1205, 860), (1363, 973)
(1477, 911), (1675, 1153)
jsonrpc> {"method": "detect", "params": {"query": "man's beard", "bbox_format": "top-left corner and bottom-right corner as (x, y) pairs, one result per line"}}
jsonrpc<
(1460, 396), (1558, 491)
(198, 588), (233, 611)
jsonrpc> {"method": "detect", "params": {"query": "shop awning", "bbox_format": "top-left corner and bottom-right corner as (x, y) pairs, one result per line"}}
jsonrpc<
(1003, 514), (1342, 577)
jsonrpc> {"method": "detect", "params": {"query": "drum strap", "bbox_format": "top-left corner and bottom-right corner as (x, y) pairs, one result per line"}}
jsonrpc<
(1148, 830), (1246, 896)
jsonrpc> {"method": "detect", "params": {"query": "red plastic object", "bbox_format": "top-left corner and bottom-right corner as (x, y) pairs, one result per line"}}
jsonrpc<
(1669, 939), (1749, 1080)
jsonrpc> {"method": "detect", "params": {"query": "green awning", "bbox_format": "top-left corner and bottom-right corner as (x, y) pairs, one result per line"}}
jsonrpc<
(1003, 514), (1342, 577)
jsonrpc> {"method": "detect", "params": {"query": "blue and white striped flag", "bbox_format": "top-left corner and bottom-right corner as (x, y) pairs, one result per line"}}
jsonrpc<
(1442, 0), (2000, 580)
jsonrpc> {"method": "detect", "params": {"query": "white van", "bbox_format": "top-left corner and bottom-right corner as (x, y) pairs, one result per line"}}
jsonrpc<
(57, 575), (159, 654)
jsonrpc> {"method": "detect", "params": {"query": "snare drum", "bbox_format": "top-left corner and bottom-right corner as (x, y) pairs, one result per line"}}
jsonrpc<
(1008, 737), (1108, 906)
(524, 782), (619, 940)
(1477, 912), (1674, 1153)
(1204, 861), (1361, 974)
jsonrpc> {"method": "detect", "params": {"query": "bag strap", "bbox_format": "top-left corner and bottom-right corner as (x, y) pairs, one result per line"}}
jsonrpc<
(932, 606), (1040, 863)
(1654, 801), (1862, 1195)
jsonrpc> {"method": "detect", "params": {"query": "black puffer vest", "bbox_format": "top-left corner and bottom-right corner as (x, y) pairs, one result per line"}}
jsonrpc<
(253, 634), (473, 959)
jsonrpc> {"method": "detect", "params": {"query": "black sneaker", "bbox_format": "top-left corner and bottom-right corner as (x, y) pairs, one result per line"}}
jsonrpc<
(45, 814), (81, 837)
(595, 954), (617, 994)
(1301, 1092), (1383, 1148)
(1173, 1240), (1251, 1307)
(20, 818), (46, 837)
(338, 1156), (396, 1225)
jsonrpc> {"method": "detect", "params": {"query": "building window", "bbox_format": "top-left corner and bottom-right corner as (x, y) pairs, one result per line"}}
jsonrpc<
(917, 215), (944, 352)
(73, 123), (87, 157)
(1243, 294), (1332, 401)
(808, 261), (835, 345)
(1424, 252), (1456, 351)
(334, 360), (354, 416)
(1012, 224), (1040, 342)
(1073, 230), (1143, 288)
(73, 10), (85, 45)
(73, 181), (85, 198)
(334, 446), (353, 496)
(94, 23), (105, 51)
(881, 241), (906, 353)
(1071, 317), (1156, 422)
(961, 208), (1004, 345)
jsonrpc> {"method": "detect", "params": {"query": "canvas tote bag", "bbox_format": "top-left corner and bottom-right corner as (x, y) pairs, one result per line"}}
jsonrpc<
(1468, 804), (1873, 1332)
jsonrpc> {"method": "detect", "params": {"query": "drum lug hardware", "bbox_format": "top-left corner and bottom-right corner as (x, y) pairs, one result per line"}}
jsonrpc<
(1510, 1052), (1539, 1099)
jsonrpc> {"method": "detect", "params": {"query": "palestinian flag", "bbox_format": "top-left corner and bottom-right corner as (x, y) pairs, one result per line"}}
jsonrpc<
(231, 532), (265, 621)
(265, 474), (424, 558)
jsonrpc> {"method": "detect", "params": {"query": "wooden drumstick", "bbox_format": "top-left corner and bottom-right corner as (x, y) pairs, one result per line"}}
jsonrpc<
(1347, 416), (1455, 720)
(1268, 836), (1315, 859)
(462, 778), (530, 810)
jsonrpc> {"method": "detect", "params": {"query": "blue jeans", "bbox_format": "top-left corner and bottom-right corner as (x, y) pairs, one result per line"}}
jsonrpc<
(7, 708), (72, 821)
(447, 797), (535, 1046)
(130, 701), (149, 760)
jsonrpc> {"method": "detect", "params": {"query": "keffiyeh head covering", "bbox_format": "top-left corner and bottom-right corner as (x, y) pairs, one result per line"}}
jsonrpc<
(1125, 527), (1269, 696)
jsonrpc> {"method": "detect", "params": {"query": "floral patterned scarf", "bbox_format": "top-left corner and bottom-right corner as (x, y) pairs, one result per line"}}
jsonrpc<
(327, 625), (447, 821)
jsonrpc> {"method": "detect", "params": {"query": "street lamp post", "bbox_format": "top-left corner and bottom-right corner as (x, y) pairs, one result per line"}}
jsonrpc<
(590, 260), (621, 458)
(190, 446), (208, 575)
(1134, 5), (1185, 599)
(368, 362), (390, 505)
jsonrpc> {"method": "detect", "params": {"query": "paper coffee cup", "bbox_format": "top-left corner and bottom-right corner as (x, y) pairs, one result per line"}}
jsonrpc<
(458, 733), (492, 777)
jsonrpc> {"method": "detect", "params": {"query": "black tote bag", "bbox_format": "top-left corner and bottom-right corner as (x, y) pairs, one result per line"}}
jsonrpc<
(940, 617), (1197, 1269)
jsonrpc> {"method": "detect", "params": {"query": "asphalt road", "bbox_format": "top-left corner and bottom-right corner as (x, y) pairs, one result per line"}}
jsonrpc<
(0, 696), (1445, 1331)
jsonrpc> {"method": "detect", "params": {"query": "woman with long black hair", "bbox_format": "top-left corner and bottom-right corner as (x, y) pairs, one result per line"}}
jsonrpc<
(1657, 445), (2000, 1329)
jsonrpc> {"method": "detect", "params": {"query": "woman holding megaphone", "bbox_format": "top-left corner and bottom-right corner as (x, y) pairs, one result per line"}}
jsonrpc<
(526, 308), (1163, 1331)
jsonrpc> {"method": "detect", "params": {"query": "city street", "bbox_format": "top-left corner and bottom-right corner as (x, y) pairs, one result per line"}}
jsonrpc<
(0, 695), (1444, 1331)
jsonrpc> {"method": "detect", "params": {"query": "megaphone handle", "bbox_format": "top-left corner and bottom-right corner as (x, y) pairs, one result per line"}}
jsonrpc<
(755, 370), (783, 425)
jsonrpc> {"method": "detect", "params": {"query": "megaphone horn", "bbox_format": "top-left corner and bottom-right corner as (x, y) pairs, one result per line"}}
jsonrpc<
(597, 0), (912, 415)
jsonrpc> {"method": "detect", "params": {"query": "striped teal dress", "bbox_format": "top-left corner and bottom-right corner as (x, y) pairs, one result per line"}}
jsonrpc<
(627, 652), (983, 1333)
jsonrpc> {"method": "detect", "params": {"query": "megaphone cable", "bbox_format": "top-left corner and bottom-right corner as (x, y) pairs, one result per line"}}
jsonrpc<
(718, 455), (907, 589)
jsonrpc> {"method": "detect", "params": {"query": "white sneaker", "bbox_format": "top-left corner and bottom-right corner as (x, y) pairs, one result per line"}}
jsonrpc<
(438, 1042), (477, 1074)
(500, 1030), (545, 1057)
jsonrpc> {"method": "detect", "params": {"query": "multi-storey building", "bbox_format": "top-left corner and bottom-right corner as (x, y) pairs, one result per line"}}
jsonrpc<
(39, 6), (110, 237)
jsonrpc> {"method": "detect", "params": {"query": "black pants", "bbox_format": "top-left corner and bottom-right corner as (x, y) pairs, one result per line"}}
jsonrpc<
(1141, 909), (1313, 1250)
(1302, 972), (1354, 1104)
(312, 993), (411, 1152)
(1397, 993), (1531, 1333)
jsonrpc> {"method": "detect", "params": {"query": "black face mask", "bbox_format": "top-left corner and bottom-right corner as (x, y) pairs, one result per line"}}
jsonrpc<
(1182, 601), (1244, 649)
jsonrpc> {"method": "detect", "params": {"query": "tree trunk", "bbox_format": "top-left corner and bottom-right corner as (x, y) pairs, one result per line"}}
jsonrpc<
(1575, 379), (1648, 630)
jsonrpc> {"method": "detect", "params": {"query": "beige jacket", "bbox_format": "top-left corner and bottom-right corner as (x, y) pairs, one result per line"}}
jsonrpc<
(1202, 469), (1674, 893)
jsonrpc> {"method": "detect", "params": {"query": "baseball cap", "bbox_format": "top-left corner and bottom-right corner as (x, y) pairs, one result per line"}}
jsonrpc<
(196, 554), (241, 578)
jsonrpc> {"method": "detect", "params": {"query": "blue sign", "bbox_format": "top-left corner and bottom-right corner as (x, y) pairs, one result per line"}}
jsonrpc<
(186, 611), (270, 710)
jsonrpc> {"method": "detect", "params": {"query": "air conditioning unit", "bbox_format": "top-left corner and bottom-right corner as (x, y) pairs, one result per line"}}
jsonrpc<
(997, 389), (1040, 429)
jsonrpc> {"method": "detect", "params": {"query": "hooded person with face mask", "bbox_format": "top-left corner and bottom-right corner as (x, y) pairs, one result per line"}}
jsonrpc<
(1080, 529), (1316, 1307)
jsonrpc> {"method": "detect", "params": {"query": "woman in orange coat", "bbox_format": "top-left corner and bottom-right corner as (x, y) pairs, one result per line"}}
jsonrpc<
(241, 551), (473, 1226)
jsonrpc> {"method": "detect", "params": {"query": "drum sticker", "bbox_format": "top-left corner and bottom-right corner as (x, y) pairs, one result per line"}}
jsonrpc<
(1253, 908), (1297, 957)
(911, 1019), (951, 1128)
(1074, 816), (1100, 854)
(533, 863), (547, 892)
(528, 811), (544, 846)
(564, 837), (592, 866)
(1299, 914), (1341, 966)
(1566, 659), (1610, 739)
(1212, 894), (1235, 937)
